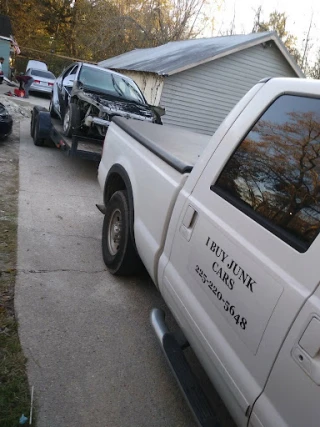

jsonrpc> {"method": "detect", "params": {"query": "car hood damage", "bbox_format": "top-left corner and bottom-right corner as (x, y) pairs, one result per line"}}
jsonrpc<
(74, 87), (155, 122)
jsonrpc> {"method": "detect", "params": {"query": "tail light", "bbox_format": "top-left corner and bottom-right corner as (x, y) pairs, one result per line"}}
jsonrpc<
(48, 83), (54, 87)
(34, 80), (40, 84)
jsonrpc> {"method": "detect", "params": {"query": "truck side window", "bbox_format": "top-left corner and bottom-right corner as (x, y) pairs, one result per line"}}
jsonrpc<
(212, 95), (320, 252)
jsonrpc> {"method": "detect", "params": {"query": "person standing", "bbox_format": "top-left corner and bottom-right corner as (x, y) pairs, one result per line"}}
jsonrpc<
(16, 73), (34, 98)
(23, 74), (34, 98)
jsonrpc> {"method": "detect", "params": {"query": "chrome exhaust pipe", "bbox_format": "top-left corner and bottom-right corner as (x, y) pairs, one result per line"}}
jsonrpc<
(84, 115), (111, 127)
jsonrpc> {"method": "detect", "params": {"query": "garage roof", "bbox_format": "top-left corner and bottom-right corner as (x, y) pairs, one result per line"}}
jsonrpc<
(98, 32), (303, 77)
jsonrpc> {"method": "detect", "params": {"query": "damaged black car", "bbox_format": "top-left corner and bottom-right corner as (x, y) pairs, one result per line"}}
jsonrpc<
(50, 63), (163, 138)
(0, 103), (13, 139)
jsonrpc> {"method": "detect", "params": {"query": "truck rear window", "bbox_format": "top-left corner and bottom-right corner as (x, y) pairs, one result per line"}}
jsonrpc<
(212, 95), (320, 252)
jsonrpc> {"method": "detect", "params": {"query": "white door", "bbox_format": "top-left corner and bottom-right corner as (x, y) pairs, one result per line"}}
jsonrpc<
(250, 276), (320, 427)
(160, 81), (320, 426)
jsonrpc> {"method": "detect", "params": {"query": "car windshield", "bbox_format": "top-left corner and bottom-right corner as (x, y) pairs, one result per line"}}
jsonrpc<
(31, 70), (55, 79)
(79, 66), (146, 104)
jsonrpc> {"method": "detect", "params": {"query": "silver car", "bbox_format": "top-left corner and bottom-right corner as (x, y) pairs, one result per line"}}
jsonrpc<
(26, 69), (56, 94)
(50, 62), (162, 138)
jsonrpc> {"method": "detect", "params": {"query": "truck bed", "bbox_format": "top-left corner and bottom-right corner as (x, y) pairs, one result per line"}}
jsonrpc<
(112, 117), (210, 173)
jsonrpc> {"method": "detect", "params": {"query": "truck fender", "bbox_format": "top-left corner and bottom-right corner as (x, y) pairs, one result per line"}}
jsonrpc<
(104, 164), (136, 246)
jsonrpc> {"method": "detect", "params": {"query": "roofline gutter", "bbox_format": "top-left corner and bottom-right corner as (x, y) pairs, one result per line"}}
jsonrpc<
(166, 32), (304, 78)
(0, 36), (12, 42)
(111, 68), (167, 78)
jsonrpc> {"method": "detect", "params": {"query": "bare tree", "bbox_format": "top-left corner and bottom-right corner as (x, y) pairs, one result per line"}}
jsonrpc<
(5, 0), (215, 65)
(251, 5), (263, 33)
(218, 1), (242, 36)
(86, 0), (210, 59)
(309, 49), (320, 80)
(300, 12), (314, 74)
(251, 8), (301, 65)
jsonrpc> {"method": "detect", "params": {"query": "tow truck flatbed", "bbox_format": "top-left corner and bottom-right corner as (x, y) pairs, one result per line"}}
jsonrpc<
(31, 105), (103, 162)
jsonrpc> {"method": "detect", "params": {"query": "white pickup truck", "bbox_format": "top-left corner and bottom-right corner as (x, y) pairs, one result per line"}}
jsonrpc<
(98, 78), (320, 427)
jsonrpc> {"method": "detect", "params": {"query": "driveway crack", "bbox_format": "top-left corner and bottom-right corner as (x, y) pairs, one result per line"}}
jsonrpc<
(19, 268), (106, 274)
(25, 230), (101, 241)
(20, 189), (99, 199)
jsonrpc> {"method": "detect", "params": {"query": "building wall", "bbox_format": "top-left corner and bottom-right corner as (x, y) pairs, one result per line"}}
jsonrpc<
(112, 69), (164, 105)
(160, 42), (298, 135)
(0, 39), (10, 77)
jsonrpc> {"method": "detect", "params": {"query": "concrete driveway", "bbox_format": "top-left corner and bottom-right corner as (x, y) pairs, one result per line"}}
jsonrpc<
(0, 79), (50, 108)
(15, 121), (197, 427)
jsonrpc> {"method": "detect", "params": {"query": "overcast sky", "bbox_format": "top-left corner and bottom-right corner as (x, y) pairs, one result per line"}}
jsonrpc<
(203, 0), (319, 63)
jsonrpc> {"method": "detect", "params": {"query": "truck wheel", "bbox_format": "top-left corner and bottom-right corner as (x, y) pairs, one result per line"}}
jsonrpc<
(102, 190), (142, 275)
(63, 103), (80, 137)
(33, 117), (44, 146)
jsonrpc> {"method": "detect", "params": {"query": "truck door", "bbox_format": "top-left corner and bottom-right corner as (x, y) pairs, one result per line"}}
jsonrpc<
(250, 279), (320, 427)
(160, 81), (320, 426)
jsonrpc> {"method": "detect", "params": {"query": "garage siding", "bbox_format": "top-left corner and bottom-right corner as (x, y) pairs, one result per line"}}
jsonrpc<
(0, 39), (10, 78)
(160, 42), (297, 135)
(113, 70), (164, 105)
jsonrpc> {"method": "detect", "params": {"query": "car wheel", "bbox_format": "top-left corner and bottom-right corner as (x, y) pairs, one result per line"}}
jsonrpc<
(33, 117), (44, 147)
(102, 190), (142, 275)
(63, 103), (80, 137)
(49, 100), (59, 119)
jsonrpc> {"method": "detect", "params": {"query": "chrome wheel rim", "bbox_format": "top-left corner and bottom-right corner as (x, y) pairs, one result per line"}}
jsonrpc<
(63, 109), (70, 132)
(108, 209), (122, 255)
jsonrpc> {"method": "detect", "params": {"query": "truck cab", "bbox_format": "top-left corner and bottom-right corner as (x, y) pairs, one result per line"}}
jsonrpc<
(99, 78), (320, 427)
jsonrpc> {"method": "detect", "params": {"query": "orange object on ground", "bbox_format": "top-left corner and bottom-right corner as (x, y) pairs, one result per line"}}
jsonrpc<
(14, 88), (25, 97)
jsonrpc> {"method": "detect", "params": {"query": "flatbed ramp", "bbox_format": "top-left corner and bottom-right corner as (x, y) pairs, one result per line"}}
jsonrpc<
(51, 119), (103, 162)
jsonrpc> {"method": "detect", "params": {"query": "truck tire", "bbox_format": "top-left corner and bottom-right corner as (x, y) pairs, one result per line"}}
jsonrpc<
(33, 117), (45, 146)
(102, 190), (142, 275)
(63, 103), (80, 137)
(30, 111), (35, 137)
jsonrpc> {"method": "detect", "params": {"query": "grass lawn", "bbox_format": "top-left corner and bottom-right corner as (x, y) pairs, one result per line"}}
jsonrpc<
(0, 129), (32, 426)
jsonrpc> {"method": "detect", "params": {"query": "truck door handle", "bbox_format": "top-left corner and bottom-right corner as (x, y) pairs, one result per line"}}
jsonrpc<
(180, 206), (197, 241)
(299, 317), (320, 358)
(292, 317), (320, 384)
